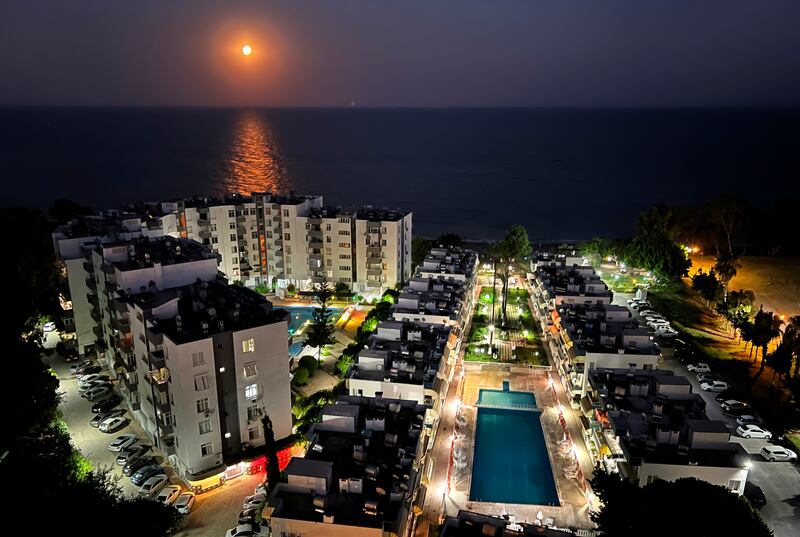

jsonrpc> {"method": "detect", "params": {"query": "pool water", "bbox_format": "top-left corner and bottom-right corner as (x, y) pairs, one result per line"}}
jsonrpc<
(476, 388), (537, 409)
(470, 390), (559, 505)
(284, 306), (343, 334)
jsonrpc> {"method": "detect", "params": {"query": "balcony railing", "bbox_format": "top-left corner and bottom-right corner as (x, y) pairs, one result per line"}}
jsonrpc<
(85, 276), (97, 291)
(82, 260), (94, 272)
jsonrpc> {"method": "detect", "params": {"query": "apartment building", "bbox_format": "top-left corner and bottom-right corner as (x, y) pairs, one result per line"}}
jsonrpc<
(547, 303), (661, 398)
(585, 367), (749, 494)
(441, 510), (574, 537)
(391, 277), (469, 327)
(269, 396), (428, 537)
(52, 209), (179, 356)
(530, 263), (613, 313)
(417, 246), (478, 283)
(128, 279), (293, 481)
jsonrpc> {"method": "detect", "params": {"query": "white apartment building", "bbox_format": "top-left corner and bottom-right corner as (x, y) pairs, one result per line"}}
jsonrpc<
(128, 280), (293, 481)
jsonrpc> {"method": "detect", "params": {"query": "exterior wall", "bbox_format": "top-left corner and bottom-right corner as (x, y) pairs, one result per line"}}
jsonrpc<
(270, 518), (382, 537)
(638, 462), (748, 495)
(232, 322), (293, 443)
(286, 474), (328, 495)
(392, 312), (452, 326)
(65, 257), (97, 355)
(581, 352), (660, 395)
(347, 378), (425, 404)
(555, 294), (613, 306)
(166, 336), (224, 478)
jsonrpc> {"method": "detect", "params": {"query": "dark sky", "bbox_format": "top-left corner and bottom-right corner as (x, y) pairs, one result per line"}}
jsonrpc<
(1, 0), (799, 107)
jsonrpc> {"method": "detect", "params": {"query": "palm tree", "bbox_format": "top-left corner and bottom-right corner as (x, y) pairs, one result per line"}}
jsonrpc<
(784, 316), (800, 378)
(741, 320), (755, 357)
(751, 308), (783, 368)
(714, 254), (741, 300)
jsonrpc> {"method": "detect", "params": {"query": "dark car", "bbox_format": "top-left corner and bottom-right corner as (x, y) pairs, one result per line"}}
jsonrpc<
(239, 507), (260, 525)
(123, 456), (155, 477)
(117, 445), (150, 466)
(90, 408), (126, 428)
(131, 465), (165, 486)
(91, 394), (121, 413)
(715, 390), (744, 403)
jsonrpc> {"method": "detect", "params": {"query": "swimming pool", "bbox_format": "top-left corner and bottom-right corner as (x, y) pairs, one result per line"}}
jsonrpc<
(284, 306), (343, 334)
(470, 389), (559, 505)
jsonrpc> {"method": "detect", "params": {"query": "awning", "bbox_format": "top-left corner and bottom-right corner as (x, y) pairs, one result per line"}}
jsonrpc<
(580, 395), (594, 414)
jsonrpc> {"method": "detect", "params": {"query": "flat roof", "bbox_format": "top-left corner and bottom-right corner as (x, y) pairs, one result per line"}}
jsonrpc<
(284, 458), (333, 479)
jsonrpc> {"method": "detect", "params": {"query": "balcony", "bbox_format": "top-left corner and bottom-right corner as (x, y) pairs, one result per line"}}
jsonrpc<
(113, 297), (128, 314)
(82, 260), (94, 272)
(117, 334), (133, 352)
(92, 325), (104, 339)
(148, 367), (170, 393)
(112, 316), (130, 333)
(158, 421), (174, 436)
(198, 229), (212, 239)
(145, 323), (163, 345)
(101, 262), (115, 275)
(123, 374), (137, 392)
(90, 308), (101, 323)
(85, 276), (97, 291)
(148, 349), (166, 369)
(146, 394), (170, 413)
(307, 228), (323, 239)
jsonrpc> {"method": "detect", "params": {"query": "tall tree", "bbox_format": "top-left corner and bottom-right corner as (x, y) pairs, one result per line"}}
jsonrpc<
(714, 253), (742, 299)
(261, 413), (281, 492)
(709, 195), (744, 256)
(624, 206), (691, 280)
(305, 282), (336, 366)
(751, 307), (783, 366)
(491, 225), (531, 326)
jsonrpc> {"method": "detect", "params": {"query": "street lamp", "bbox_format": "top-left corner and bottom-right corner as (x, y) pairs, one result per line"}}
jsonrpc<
(488, 324), (495, 347)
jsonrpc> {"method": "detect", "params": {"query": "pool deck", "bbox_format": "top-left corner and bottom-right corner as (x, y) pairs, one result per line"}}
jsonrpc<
(446, 365), (594, 531)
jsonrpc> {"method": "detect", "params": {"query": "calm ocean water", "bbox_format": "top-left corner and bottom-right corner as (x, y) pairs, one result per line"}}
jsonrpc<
(1, 108), (798, 240)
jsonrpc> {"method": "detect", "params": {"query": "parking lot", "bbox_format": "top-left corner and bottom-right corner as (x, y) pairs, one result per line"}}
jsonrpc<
(46, 343), (268, 537)
(621, 299), (800, 537)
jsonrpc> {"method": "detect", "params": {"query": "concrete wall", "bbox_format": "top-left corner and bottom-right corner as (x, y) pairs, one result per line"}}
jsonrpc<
(347, 377), (425, 404)
(270, 517), (382, 537)
(638, 462), (748, 495)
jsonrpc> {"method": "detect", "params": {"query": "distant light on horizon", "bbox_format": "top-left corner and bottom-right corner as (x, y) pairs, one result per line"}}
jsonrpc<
(241, 44), (252, 56)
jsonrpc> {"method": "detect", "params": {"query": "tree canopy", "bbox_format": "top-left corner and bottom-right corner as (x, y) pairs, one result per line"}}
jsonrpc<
(590, 471), (772, 537)
(623, 206), (691, 279)
(305, 282), (336, 365)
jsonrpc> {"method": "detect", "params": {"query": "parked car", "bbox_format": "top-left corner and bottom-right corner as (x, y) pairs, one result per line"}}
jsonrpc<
(736, 424), (772, 439)
(99, 416), (127, 433)
(643, 313), (667, 321)
(91, 395), (121, 413)
(239, 507), (260, 525)
(63, 348), (80, 362)
(242, 494), (266, 510)
(117, 445), (149, 466)
(225, 524), (268, 537)
(721, 400), (750, 413)
(75, 365), (102, 377)
(744, 481), (767, 509)
(131, 465), (165, 486)
(156, 485), (182, 505)
(70, 360), (93, 374)
(78, 374), (109, 386)
(696, 373), (720, 383)
(108, 434), (137, 452)
(656, 327), (678, 338)
(91, 408), (125, 428)
(78, 381), (110, 395)
(687, 362), (711, 373)
(139, 475), (169, 497)
(761, 445), (798, 462)
(83, 385), (112, 401)
(123, 456), (156, 477)
(43, 321), (57, 332)
(700, 380), (729, 392)
(736, 415), (764, 427)
(254, 481), (268, 496)
(174, 492), (196, 514)
(715, 389), (744, 403)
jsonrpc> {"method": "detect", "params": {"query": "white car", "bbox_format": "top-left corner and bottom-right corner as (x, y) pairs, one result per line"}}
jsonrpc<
(761, 445), (798, 462)
(700, 380), (729, 392)
(174, 492), (196, 514)
(78, 373), (108, 386)
(99, 416), (127, 433)
(736, 425), (772, 439)
(43, 322), (57, 332)
(108, 434), (137, 452)
(225, 524), (268, 537)
(687, 363), (711, 373)
(78, 380), (108, 392)
(656, 328), (678, 338)
(139, 475), (169, 496)
(69, 360), (93, 374)
(643, 313), (667, 321)
(242, 494), (266, 510)
(83, 386), (112, 401)
(155, 485), (182, 505)
(254, 481), (268, 496)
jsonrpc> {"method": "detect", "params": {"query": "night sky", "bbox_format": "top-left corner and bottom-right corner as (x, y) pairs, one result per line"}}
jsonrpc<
(1, 0), (799, 107)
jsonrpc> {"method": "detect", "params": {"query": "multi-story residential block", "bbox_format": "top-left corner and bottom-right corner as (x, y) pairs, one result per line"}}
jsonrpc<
(585, 367), (749, 494)
(52, 209), (179, 355)
(127, 279), (293, 482)
(441, 509), (573, 537)
(417, 246), (478, 283)
(547, 303), (661, 398)
(391, 277), (469, 327)
(353, 207), (413, 292)
(531, 263), (613, 312)
(269, 396), (428, 537)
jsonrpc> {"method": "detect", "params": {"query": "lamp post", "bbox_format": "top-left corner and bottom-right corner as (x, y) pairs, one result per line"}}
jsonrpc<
(488, 324), (495, 350)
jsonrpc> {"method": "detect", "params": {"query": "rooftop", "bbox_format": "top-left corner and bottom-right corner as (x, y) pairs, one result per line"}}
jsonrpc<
(102, 237), (218, 271)
(149, 280), (288, 344)
(347, 321), (451, 387)
(271, 396), (426, 530)
(417, 247), (478, 279)
(392, 277), (467, 321)
(441, 510), (576, 537)
(558, 304), (659, 356)
(179, 192), (321, 209)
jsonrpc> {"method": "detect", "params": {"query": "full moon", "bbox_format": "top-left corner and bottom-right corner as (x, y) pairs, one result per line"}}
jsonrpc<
(242, 44), (252, 56)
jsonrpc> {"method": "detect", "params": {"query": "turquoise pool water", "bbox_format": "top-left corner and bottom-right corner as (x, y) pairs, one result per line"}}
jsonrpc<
(476, 388), (537, 409)
(284, 306), (343, 334)
(470, 390), (559, 505)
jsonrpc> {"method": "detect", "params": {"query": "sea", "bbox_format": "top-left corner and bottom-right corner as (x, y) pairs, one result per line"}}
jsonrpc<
(1, 107), (798, 241)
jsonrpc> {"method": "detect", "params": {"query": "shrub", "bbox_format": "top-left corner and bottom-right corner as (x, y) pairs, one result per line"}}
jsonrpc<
(335, 355), (354, 377)
(287, 284), (297, 296)
(335, 282), (351, 294)
(353, 294), (365, 302)
(299, 355), (318, 373)
(254, 283), (269, 295)
(292, 367), (309, 386)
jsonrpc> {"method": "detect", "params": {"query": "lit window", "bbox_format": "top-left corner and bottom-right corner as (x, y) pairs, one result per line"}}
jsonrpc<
(247, 405), (260, 421)
(196, 398), (209, 413)
(201, 442), (213, 457)
(199, 419), (212, 435)
(245, 383), (258, 400)
(192, 352), (205, 367)
(194, 374), (209, 391)
(243, 362), (258, 377)
(242, 339), (255, 353)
